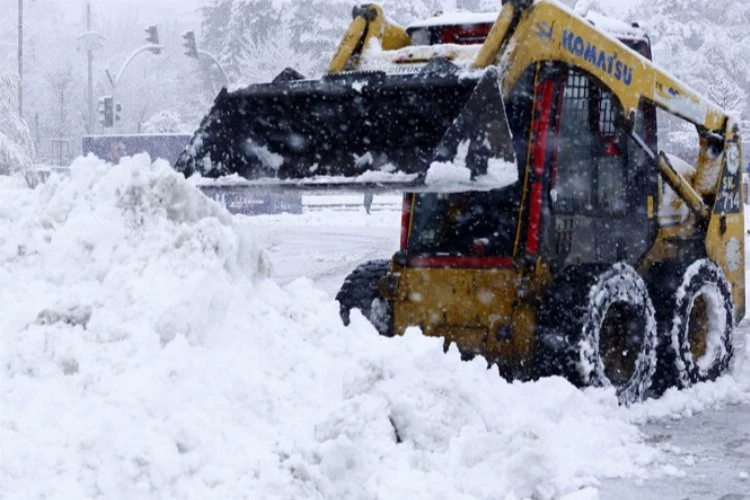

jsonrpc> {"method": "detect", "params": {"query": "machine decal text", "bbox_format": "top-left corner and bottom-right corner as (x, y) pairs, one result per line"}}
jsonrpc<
(561, 29), (633, 85)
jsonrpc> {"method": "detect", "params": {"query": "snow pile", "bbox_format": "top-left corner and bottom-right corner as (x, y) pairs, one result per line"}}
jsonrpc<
(0, 154), (744, 499)
(0, 155), (643, 498)
(425, 141), (519, 189)
(483, 157), (520, 187)
(630, 377), (748, 422)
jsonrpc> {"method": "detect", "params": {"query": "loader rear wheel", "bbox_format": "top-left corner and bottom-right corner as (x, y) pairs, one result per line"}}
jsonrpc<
(599, 302), (647, 388)
(537, 263), (657, 405)
(669, 259), (734, 387)
(336, 259), (393, 336)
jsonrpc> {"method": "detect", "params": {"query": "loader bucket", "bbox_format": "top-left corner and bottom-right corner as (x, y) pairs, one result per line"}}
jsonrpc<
(175, 63), (516, 189)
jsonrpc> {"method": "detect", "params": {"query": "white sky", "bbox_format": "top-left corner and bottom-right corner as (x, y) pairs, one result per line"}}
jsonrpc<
(47, 0), (644, 22)
(23, 0), (650, 31)
(51, 0), (203, 23)
(54, 0), (202, 11)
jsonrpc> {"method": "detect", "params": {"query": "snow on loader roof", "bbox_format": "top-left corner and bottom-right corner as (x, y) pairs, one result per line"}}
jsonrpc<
(405, 7), (647, 42)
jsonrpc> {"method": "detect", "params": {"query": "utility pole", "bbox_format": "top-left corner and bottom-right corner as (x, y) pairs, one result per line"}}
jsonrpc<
(77, 3), (105, 133)
(17, 0), (23, 117)
(87, 1), (94, 133)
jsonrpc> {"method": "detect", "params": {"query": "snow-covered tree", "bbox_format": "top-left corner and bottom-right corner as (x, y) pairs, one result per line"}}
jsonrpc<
(630, 0), (750, 154)
(200, 0), (283, 83)
(708, 77), (746, 115)
(197, 0), (464, 85)
(0, 73), (35, 179)
(141, 110), (190, 134)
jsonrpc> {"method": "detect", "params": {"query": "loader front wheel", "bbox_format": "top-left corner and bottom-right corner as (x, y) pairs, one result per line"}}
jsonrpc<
(669, 259), (734, 387)
(336, 259), (393, 336)
(538, 263), (658, 405)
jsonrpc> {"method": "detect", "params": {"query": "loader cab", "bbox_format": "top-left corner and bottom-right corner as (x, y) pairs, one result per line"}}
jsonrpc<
(405, 10), (653, 57)
(406, 12), (497, 46)
(403, 61), (659, 271)
(584, 11), (653, 61)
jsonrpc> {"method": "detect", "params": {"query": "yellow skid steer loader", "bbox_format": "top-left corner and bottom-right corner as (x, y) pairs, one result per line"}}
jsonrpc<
(176, 0), (745, 404)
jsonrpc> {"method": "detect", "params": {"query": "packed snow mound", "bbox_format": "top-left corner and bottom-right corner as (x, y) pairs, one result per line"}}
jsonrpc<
(0, 155), (746, 499)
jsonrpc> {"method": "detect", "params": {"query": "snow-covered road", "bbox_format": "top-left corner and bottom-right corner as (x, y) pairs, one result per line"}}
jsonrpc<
(248, 196), (402, 295)
(249, 196), (750, 500)
(602, 399), (750, 499)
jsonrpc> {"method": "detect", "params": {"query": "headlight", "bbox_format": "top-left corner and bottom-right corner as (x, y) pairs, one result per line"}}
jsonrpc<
(726, 142), (740, 175)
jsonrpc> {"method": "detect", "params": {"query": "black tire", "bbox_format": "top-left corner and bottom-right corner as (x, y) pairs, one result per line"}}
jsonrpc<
(668, 259), (734, 387)
(335, 259), (393, 336)
(537, 263), (658, 405)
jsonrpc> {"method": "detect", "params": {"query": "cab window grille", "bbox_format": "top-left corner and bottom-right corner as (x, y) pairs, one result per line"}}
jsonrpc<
(556, 70), (627, 216)
(557, 72), (594, 213)
(563, 73), (590, 116)
(599, 91), (617, 136)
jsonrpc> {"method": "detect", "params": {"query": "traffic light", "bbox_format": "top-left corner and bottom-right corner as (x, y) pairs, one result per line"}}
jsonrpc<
(182, 31), (198, 59)
(145, 25), (160, 54)
(115, 102), (122, 123)
(97, 97), (106, 125)
(98, 96), (114, 127)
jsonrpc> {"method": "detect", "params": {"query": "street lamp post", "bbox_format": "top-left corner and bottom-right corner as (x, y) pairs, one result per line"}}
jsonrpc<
(103, 26), (163, 131)
(17, 0), (37, 118)
(86, 1), (94, 133)
(17, 0), (23, 117)
(77, 1), (106, 133)
(182, 31), (230, 88)
(108, 45), (163, 109)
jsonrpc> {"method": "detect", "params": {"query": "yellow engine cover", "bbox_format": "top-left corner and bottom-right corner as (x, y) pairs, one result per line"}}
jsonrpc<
(391, 266), (538, 374)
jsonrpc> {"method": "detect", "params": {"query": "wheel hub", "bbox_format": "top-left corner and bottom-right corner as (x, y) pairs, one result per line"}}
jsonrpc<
(599, 302), (645, 387)
(688, 294), (709, 361)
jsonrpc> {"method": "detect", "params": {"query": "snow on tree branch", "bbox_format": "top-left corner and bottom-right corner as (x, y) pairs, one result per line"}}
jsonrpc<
(0, 73), (35, 179)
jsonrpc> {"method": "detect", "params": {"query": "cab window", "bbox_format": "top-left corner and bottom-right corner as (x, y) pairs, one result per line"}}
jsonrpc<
(550, 68), (657, 266)
(554, 70), (627, 216)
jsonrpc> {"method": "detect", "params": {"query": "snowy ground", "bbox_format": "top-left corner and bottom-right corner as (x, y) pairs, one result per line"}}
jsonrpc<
(2, 155), (749, 499)
(251, 187), (750, 499)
